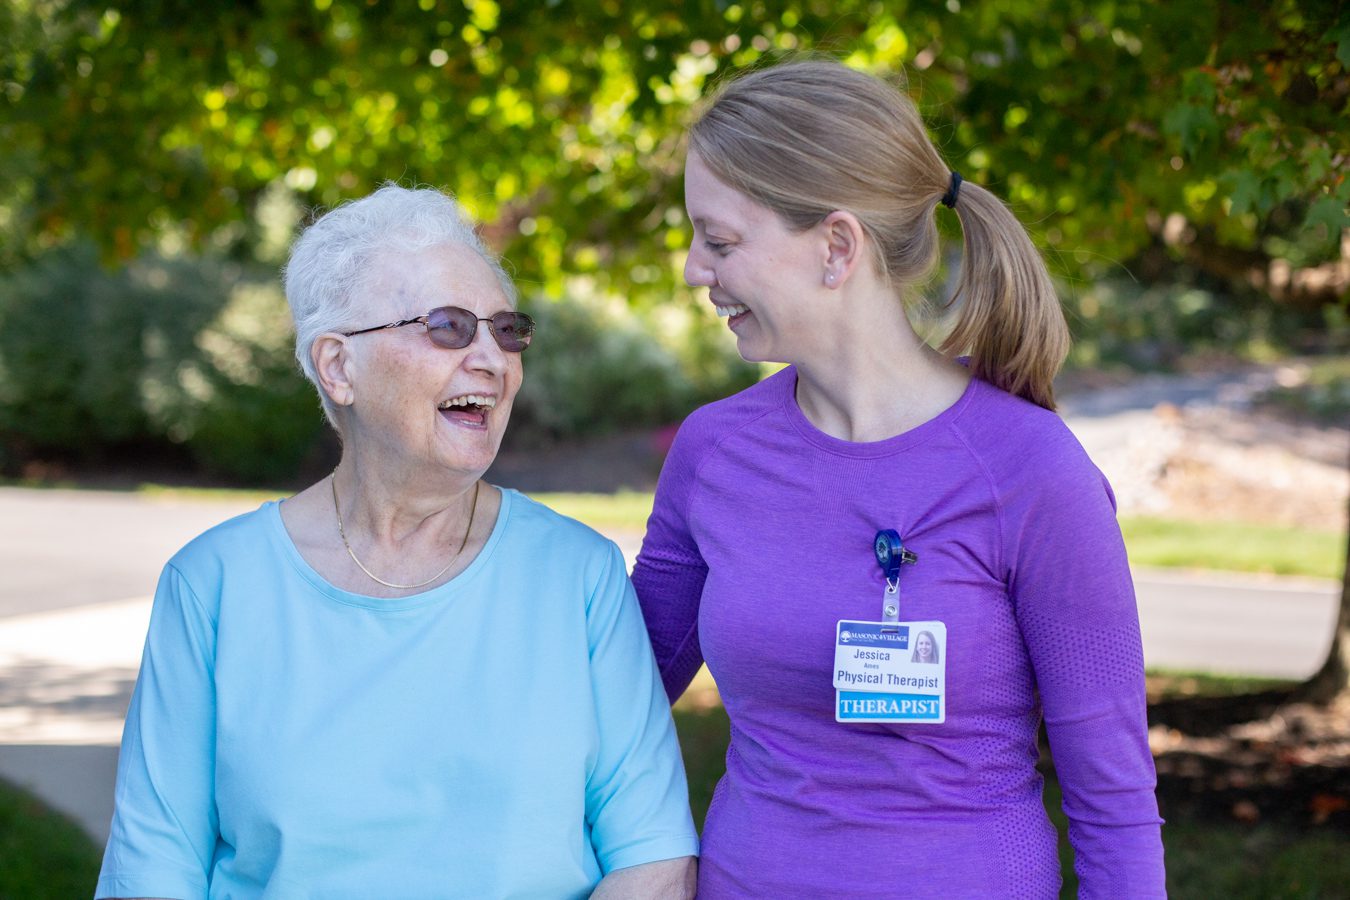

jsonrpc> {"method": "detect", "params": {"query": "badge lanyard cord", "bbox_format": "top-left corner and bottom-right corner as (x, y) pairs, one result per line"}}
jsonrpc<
(874, 529), (917, 632)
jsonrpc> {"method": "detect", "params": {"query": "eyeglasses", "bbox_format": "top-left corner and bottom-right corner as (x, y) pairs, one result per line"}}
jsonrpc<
(341, 306), (535, 352)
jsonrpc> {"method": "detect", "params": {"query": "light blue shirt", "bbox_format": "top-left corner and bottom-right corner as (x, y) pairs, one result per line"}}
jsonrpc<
(96, 489), (697, 899)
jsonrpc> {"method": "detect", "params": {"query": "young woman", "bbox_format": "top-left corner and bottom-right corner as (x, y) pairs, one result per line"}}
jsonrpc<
(634, 60), (1165, 898)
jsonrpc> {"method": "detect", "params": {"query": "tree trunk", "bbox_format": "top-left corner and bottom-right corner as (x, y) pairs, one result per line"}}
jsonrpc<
(1292, 481), (1350, 704)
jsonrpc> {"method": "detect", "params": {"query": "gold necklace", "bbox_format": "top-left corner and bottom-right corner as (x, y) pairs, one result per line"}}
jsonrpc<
(331, 472), (479, 590)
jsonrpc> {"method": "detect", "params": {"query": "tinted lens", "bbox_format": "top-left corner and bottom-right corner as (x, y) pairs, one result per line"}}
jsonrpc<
(424, 307), (533, 352)
(424, 307), (477, 349)
(489, 312), (534, 352)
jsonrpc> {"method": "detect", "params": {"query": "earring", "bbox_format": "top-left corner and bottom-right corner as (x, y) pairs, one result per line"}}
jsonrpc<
(825, 272), (836, 285)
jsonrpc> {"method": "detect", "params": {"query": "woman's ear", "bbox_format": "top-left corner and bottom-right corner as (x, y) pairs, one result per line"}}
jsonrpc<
(312, 334), (355, 408)
(820, 210), (867, 289)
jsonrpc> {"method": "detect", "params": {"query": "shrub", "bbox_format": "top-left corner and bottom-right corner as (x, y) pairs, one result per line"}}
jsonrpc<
(0, 244), (323, 483)
(1061, 277), (1335, 370)
(0, 246), (757, 483)
(0, 244), (158, 449)
(511, 295), (756, 443)
(165, 281), (327, 483)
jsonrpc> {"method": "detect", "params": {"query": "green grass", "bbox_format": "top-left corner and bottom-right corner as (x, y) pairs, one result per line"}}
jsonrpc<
(1120, 516), (1344, 580)
(672, 707), (731, 827)
(0, 777), (103, 897)
(1161, 820), (1350, 899)
(528, 491), (657, 531)
(1145, 670), (1297, 699)
(136, 484), (289, 505)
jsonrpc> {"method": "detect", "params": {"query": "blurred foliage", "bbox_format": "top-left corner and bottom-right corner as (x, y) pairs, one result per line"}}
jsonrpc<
(1060, 279), (1332, 370)
(0, 0), (1346, 480)
(1254, 355), (1350, 425)
(0, 243), (325, 481)
(0, 245), (749, 483)
(513, 293), (756, 442)
(2, 0), (1345, 301)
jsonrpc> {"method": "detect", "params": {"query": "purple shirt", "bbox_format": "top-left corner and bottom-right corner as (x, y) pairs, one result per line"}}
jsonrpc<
(634, 368), (1165, 899)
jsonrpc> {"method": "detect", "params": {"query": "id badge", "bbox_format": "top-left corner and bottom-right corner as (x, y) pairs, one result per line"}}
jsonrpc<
(833, 620), (946, 723)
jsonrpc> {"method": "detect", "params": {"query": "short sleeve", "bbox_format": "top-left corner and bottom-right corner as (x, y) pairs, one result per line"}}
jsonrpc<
(585, 544), (700, 872)
(95, 564), (219, 900)
(633, 418), (711, 701)
(1003, 451), (1166, 898)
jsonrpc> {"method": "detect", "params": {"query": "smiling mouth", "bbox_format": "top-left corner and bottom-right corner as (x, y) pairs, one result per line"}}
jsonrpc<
(438, 394), (497, 428)
(714, 303), (749, 318)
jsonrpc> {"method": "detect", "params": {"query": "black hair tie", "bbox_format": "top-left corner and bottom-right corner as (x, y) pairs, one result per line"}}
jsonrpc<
(940, 171), (963, 209)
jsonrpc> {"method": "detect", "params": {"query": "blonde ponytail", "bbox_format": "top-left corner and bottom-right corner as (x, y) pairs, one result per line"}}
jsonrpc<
(941, 182), (1069, 409)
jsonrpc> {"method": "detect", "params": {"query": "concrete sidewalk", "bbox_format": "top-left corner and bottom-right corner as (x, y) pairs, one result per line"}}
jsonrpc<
(0, 597), (149, 849)
(0, 558), (1340, 848)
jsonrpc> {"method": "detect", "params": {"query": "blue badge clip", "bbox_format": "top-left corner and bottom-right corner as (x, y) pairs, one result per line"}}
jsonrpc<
(874, 530), (917, 630)
(874, 529), (918, 579)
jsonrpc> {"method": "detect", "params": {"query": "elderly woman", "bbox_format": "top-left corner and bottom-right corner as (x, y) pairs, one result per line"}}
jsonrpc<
(96, 185), (698, 899)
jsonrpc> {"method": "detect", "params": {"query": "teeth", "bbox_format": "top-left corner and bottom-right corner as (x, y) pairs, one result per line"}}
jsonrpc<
(715, 304), (749, 318)
(438, 394), (497, 410)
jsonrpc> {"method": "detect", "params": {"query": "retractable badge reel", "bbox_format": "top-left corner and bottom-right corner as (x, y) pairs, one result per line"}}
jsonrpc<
(874, 529), (917, 631)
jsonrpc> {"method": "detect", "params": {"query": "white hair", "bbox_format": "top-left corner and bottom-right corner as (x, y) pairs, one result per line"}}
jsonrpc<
(283, 183), (517, 426)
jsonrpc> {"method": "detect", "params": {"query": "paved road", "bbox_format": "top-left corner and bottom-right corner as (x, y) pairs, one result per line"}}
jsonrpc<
(1134, 566), (1338, 679)
(0, 485), (1341, 846)
(0, 487), (263, 619)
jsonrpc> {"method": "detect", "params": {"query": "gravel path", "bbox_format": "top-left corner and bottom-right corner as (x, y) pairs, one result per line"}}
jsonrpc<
(1058, 361), (1347, 530)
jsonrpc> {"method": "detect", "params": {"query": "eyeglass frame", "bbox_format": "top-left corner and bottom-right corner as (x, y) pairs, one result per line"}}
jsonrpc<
(339, 305), (535, 352)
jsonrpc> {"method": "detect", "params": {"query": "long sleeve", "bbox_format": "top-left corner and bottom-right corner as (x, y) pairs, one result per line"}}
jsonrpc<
(96, 564), (219, 900)
(1004, 448), (1166, 898)
(633, 419), (711, 702)
(584, 544), (700, 872)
